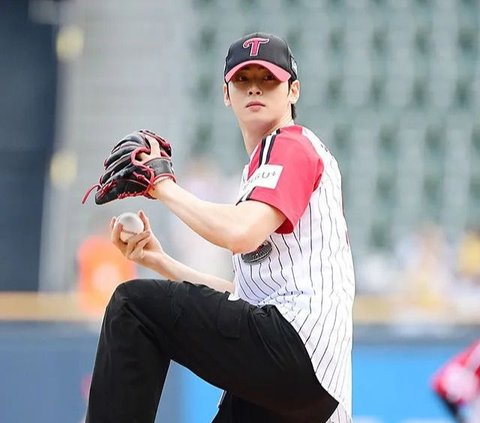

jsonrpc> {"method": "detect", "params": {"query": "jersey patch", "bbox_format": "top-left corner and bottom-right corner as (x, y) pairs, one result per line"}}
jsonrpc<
(241, 240), (273, 264)
(238, 164), (283, 199)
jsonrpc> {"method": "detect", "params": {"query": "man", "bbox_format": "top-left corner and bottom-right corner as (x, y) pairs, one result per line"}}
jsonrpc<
(86, 32), (355, 423)
(432, 339), (480, 423)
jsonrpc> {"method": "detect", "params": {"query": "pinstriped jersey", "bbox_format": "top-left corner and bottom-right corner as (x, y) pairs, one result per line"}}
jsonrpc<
(232, 124), (355, 422)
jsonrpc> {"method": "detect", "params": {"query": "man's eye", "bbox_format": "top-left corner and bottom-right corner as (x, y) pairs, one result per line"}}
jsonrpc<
(236, 75), (248, 82)
(264, 74), (275, 81)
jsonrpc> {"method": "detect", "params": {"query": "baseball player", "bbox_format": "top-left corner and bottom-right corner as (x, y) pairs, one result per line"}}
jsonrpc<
(431, 339), (480, 423)
(86, 32), (355, 423)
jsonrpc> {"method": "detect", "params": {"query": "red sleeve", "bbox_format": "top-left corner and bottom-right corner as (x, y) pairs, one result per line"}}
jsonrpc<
(244, 128), (324, 234)
(431, 340), (480, 405)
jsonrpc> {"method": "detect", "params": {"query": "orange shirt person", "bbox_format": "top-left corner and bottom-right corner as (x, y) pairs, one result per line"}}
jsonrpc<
(77, 234), (137, 316)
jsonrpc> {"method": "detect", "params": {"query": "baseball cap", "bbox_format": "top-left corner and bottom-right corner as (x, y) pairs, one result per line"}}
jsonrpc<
(224, 32), (298, 83)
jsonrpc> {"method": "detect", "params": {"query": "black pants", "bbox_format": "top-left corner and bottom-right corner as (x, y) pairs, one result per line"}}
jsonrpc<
(86, 279), (338, 423)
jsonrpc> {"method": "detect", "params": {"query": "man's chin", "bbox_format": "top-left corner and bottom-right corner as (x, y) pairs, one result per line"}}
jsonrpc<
(241, 114), (274, 126)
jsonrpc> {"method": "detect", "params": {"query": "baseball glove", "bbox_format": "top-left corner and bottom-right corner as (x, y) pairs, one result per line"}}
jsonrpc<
(82, 129), (175, 205)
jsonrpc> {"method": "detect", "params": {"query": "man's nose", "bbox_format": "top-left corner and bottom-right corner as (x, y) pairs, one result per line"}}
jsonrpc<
(248, 85), (262, 95)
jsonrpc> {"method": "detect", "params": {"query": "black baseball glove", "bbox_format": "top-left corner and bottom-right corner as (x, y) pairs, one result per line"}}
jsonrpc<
(82, 129), (175, 205)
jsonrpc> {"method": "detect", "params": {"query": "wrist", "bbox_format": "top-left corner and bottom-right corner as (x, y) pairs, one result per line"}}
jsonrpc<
(141, 249), (166, 270)
(149, 250), (176, 279)
(150, 177), (176, 200)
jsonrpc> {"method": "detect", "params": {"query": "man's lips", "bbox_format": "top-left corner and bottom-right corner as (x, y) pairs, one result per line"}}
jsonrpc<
(246, 101), (265, 108)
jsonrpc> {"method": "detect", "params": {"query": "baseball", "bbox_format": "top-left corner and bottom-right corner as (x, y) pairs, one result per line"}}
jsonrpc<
(116, 212), (144, 243)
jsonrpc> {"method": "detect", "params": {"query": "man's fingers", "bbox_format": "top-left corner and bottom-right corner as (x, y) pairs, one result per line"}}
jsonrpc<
(111, 221), (123, 242)
(129, 236), (150, 260)
(138, 137), (160, 163)
(124, 231), (149, 257)
(110, 212), (154, 261)
(138, 210), (151, 231)
(146, 136), (161, 157)
(110, 220), (129, 254)
(138, 152), (150, 162)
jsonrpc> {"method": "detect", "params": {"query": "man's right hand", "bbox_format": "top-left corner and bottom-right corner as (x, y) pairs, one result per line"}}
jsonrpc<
(111, 210), (163, 268)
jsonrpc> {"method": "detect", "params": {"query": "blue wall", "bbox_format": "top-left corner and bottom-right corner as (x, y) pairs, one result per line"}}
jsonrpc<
(0, 323), (183, 423)
(179, 342), (465, 423)
(352, 343), (460, 422)
(0, 323), (473, 423)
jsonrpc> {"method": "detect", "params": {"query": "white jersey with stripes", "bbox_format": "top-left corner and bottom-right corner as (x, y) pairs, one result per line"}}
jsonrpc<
(232, 124), (355, 422)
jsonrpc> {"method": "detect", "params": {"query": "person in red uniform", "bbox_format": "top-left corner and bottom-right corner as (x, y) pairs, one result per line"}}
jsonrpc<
(431, 339), (480, 423)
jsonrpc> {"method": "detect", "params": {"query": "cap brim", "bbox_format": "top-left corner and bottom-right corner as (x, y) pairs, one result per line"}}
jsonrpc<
(225, 60), (291, 82)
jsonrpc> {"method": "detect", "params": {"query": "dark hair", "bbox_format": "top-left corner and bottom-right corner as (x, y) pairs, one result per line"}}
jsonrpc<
(289, 79), (297, 120)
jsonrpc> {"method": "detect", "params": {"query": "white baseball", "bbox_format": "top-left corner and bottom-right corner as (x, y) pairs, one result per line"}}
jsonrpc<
(116, 212), (145, 243)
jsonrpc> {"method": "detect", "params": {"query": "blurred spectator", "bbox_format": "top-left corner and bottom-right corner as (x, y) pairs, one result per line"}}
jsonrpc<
(355, 251), (400, 295)
(394, 222), (453, 312)
(446, 227), (480, 319)
(356, 223), (480, 322)
(76, 221), (137, 316)
(431, 339), (480, 423)
(456, 227), (480, 286)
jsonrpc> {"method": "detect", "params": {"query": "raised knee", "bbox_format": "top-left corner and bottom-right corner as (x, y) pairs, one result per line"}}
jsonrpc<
(109, 279), (171, 306)
(107, 279), (143, 309)
(113, 278), (139, 297)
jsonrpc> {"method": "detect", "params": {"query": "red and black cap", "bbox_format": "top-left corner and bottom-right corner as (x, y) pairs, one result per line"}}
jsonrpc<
(224, 32), (298, 83)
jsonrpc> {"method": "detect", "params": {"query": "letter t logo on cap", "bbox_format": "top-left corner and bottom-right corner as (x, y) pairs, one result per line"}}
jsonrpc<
(243, 37), (269, 56)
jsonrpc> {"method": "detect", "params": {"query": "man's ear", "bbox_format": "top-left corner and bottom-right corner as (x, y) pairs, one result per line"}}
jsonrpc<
(288, 80), (300, 105)
(223, 83), (231, 107)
